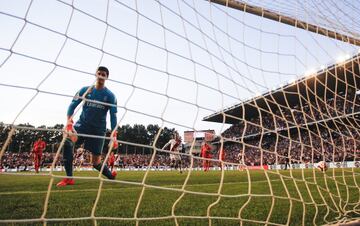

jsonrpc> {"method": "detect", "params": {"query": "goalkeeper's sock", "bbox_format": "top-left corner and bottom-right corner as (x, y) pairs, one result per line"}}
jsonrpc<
(63, 139), (74, 177)
(93, 163), (114, 179)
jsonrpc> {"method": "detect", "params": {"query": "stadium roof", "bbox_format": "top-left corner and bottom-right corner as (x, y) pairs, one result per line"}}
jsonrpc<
(203, 53), (360, 124)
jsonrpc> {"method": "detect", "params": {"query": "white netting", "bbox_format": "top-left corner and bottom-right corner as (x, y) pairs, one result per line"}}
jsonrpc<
(233, 0), (360, 39)
(0, 0), (360, 225)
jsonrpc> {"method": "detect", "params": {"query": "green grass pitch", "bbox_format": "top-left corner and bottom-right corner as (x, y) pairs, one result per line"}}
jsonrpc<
(1, 168), (360, 225)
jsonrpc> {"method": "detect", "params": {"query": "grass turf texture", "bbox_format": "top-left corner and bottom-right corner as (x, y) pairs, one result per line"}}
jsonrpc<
(1, 169), (360, 225)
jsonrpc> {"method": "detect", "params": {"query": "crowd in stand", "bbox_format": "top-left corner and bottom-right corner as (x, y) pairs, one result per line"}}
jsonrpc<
(221, 95), (360, 166)
(223, 95), (360, 138)
(117, 153), (194, 168)
(0, 152), (64, 170)
(0, 151), (200, 171)
(221, 129), (360, 166)
(2, 131), (360, 171)
(1, 94), (360, 170)
(1, 131), (359, 170)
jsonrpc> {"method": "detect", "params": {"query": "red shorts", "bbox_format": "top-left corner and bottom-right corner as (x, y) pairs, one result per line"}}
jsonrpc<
(204, 154), (212, 159)
(34, 153), (42, 160)
(34, 153), (42, 166)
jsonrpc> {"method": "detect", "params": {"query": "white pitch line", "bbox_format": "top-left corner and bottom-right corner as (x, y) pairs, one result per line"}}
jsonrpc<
(0, 175), (358, 196)
(0, 180), (277, 196)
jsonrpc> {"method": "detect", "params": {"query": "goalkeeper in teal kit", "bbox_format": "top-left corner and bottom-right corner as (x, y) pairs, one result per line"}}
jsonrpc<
(57, 66), (118, 187)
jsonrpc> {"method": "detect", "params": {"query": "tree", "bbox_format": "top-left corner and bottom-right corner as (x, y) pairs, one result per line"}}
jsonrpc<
(0, 122), (179, 155)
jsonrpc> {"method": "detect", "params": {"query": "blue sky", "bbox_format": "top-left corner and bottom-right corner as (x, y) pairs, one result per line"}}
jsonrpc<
(0, 0), (359, 136)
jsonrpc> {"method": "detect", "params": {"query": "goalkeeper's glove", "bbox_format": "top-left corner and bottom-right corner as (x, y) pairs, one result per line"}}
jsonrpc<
(66, 119), (74, 131)
(109, 131), (118, 150)
(65, 118), (78, 143)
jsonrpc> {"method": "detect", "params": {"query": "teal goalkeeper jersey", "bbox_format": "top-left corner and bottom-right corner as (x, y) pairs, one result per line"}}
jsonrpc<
(67, 86), (117, 132)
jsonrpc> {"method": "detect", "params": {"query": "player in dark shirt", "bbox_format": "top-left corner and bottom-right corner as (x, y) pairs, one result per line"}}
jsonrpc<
(57, 66), (118, 187)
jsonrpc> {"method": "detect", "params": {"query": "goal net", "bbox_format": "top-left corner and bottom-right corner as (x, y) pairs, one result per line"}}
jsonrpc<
(0, 0), (360, 225)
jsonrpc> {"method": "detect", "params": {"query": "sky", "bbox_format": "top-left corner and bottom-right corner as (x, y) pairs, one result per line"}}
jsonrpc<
(0, 0), (359, 137)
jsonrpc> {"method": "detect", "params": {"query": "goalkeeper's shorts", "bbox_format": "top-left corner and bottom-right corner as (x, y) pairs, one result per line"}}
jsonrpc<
(74, 123), (105, 156)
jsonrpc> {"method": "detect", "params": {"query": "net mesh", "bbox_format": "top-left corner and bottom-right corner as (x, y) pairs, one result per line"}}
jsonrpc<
(0, 0), (360, 225)
(234, 0), (360, 39)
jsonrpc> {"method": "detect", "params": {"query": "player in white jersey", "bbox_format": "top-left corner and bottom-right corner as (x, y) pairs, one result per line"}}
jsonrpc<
(74, 145), (85, 171)
(114, 153), (121, 168)
(162, 133), (182, 173)
(237, 151), (244, 171)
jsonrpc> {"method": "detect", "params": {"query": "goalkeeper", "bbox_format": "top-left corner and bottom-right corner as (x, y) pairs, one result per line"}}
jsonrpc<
(57, 66), (118, 187)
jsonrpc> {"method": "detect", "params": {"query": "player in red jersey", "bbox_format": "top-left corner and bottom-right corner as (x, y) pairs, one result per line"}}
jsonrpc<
(32, 137), (46, 173)
(201, 141), (212, 172)
(108, 151), (116, 172)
